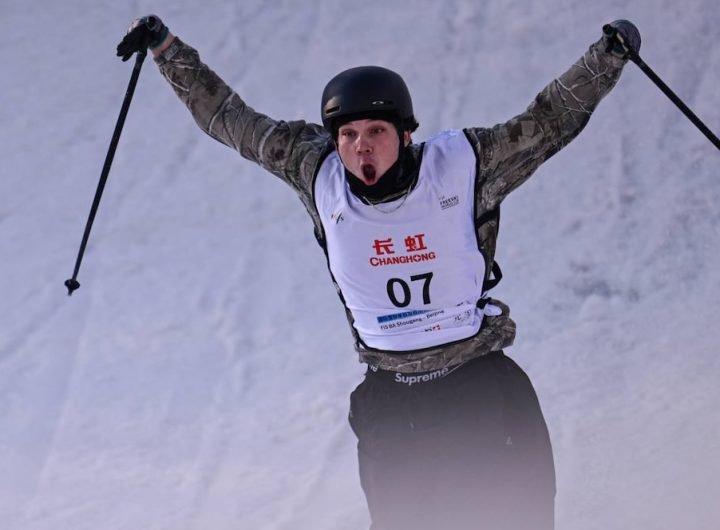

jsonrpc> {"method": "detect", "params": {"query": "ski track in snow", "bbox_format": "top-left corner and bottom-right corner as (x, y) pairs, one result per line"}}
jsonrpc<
(1, 300), (93, 526)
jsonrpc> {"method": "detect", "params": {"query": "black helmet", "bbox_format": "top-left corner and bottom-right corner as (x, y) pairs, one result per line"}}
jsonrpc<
(321, 65), (419, 136)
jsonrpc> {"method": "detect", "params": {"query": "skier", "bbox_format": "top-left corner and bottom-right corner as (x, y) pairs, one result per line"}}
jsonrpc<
(117, 16), (640, 530)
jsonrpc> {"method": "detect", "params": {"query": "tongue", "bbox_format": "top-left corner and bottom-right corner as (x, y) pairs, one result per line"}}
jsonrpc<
(361, 164), (377, 183)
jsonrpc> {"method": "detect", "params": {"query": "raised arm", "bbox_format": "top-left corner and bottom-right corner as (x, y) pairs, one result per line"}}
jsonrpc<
(466, 21), (641, 211)
(116, 16), (333, 194)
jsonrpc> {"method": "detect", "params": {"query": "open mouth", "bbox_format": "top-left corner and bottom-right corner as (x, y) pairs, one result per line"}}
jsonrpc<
(361, 164), (377, 184)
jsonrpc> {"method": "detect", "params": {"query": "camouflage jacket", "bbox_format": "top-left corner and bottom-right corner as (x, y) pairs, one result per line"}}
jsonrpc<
(155, 36), (626, 373)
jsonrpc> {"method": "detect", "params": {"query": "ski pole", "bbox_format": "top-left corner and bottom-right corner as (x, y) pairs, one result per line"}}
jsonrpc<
(65, 49), (148, 296)
(630, 53), (720, 150)
(606, 25), (720, 151)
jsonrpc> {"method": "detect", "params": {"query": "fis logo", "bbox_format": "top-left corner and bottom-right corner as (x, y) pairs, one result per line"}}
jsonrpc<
(439, 195), (459, 210)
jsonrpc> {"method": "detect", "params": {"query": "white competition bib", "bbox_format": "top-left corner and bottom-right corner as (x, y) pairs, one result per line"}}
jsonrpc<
(314, 130), (486, 351)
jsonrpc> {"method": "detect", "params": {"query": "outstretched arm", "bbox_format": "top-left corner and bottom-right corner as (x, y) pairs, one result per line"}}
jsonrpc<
(117, 16), (332, 194)
(466, 21), (640, 211)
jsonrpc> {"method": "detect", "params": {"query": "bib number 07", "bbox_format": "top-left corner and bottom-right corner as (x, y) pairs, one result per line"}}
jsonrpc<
(386, 272), (434, 308)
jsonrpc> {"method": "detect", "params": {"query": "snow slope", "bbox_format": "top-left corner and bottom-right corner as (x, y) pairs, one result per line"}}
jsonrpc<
(1, 0), (719, 529)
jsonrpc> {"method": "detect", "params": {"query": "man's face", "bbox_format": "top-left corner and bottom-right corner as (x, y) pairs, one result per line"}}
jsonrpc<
(336, 119), (409, 186)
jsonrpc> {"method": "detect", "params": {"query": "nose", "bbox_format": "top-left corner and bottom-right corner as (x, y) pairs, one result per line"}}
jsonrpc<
(355, 134), (372, 153)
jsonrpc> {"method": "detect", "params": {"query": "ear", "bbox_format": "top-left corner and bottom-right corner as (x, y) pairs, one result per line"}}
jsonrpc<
(403, 130), (411, 147)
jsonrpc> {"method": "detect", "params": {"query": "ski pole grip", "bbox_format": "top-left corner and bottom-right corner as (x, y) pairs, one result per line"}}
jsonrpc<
(602, 23), (634, 58)
(602, 24), (619, 54)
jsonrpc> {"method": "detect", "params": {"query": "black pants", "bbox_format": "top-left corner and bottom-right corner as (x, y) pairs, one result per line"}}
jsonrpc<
(349, 351), (555, 530)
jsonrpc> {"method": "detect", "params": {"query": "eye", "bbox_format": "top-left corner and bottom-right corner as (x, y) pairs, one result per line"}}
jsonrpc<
(340, 129), (356, 138)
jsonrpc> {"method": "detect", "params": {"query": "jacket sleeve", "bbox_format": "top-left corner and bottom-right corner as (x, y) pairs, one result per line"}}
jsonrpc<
(465, 36), (627, 211)
(153, 37), (333, 195)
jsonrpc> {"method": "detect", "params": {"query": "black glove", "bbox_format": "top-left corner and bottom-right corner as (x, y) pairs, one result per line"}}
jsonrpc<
(602, 20), (641, 58)
(116, 15), (169, 61)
